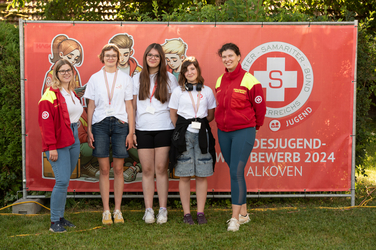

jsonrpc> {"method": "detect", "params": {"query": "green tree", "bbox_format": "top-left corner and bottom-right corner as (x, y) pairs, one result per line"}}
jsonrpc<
(0, 22), (22, 206)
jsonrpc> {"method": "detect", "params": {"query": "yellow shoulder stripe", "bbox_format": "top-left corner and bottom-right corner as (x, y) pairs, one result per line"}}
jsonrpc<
(79, 117), (87, 127)
(240, 73), (260, 90)
(39, 89), (57, 104)
(215, 74), (224, 89)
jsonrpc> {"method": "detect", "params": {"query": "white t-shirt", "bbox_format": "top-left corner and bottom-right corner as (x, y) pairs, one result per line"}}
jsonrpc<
(60, 88), (83, 124)
(169, 85), (216, 133)
(133, 72), (178, 131)
(84, 69), (133, 125)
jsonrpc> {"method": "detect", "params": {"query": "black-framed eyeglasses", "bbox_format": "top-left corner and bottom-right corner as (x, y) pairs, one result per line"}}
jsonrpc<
(147, 53), (160, 59)
(58, 69), (72, 74)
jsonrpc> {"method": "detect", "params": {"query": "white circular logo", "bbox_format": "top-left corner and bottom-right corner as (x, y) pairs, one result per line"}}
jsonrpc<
(269, 120), (281, 132)
(242, 42), (314, 118)
(255, 95), (262, 104)
(42, 111), (49, 119)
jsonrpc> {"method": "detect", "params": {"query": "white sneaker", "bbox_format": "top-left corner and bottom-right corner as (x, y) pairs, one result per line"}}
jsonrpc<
(143, 208), (155, 223)
(227, 218), (240, 232)
(156, 208), (168, 224)
(239, 213), (250, 224)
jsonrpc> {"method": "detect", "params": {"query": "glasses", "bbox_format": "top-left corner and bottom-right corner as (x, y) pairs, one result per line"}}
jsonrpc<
(105, 55), (118, 59)
(147, 53), (160, 59)
(58, 69), (72, 75)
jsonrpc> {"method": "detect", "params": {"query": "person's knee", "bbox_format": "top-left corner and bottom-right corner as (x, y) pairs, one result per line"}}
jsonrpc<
(142, 166), (155, 177)
(113, 166), (124, 176)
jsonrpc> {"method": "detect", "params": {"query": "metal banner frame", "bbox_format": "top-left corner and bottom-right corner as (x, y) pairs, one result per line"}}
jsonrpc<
(19, 20), (357, 206)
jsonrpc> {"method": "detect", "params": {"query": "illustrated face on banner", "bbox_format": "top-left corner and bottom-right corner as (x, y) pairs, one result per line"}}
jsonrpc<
(161, 38), (188, 80)
(108, 33), (142, 76)
(59, 49), (81, 65)
(165, 53), (185, 71)
(119, 48), (131, 66)
(41, 34), (84, 97)
(242, 42), (314, 132)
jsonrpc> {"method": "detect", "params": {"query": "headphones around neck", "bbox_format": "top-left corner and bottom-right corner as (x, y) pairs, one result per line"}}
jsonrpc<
(185, 82), (203, 92)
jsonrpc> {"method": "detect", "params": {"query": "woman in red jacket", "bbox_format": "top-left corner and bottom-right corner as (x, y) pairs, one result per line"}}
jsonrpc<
(215, 43), (266, 232)
(38, 59), (83, 233)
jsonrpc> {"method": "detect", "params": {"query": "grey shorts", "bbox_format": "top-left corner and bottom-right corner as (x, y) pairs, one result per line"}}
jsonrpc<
(175, 131), (213, 177)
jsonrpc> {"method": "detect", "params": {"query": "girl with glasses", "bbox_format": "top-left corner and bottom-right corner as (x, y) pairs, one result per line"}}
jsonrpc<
(133, 43), (178, 224)
(84, 44), (136, 225)
(38, 59), (83, 233)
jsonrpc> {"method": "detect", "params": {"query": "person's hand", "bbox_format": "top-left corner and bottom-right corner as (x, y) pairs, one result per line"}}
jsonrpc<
(88, 131), (95, 149)
(49, 150), (58, 162)
(125, 133), (134, 150)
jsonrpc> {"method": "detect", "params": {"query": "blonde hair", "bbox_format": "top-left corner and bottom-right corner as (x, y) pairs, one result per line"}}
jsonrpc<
(51, 59), (76, 92)
(161, 38), (187, 56)
(109, 34), (134, 49)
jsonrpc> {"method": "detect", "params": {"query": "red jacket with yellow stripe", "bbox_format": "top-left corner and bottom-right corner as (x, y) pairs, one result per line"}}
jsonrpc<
(38, 87), (75, 152)
(215, 63), (266, 132)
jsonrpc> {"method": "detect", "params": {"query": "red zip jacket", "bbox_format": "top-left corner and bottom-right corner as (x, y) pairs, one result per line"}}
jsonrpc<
(38, 87), (75, 152)
(215, 63), (266, 132)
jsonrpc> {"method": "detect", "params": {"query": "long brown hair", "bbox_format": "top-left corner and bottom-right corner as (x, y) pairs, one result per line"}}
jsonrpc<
(178, 57), (205, 91)
(139, 43), (169, 103)
(51, 59), (76, 92)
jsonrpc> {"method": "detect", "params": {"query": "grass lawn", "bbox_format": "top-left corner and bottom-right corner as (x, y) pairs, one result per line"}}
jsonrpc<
(1, 182), (376, 250)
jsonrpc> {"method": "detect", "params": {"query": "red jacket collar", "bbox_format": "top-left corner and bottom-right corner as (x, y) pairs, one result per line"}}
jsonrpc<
(224, 63), (243, 80)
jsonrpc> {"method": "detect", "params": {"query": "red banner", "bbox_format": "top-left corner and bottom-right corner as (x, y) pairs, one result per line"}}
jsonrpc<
(24, 22), (356, 192)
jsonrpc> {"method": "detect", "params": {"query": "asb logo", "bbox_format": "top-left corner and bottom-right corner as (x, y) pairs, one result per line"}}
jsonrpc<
(242, 42), (314, 119)
(42, 111), (49, 119)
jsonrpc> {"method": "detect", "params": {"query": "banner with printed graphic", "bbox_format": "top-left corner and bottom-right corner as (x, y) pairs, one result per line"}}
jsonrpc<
(23, 22), (356, 192)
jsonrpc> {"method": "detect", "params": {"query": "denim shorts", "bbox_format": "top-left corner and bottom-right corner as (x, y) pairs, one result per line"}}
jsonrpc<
(175, 131), (213, 177)
(92, 116), (129, 158)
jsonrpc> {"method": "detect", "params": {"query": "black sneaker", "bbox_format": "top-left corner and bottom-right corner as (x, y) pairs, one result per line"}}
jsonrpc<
(183, 214), (195, 225)
(197, 213), (207, 225)
(60, 217), (76, 228)
(49, 221), (67, 233)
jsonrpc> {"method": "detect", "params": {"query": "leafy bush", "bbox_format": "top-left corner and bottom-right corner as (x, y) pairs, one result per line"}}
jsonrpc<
(0, 21), (22, 206)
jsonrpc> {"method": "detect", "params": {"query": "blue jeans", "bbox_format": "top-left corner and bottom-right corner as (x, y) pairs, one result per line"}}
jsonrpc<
(218, 127), (256, 205)
(46, 123), (80, 222)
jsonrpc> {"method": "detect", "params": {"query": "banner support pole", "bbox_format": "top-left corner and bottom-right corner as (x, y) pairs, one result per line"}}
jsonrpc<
(351, 20), (358, 206)
(19, 18), (27, 199)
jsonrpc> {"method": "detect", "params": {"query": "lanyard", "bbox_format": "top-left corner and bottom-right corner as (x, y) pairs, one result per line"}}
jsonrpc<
(149, 80), (157, 103)
(188, 90), (201, 118)
(103, 68), (118, 105)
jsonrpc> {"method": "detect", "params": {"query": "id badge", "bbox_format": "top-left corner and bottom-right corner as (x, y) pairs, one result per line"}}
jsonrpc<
(146, 105), (155, 114)
(191, 121), (201, 130)
(105, 108), (115, 116)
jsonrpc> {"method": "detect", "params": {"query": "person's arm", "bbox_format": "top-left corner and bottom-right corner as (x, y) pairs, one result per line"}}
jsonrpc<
(38, 93), (59, 161)
(207, 108), (215, 122)
(170, 108), (178, 127)
(86, 99), (95, 149)
(126, 99), (136, 149)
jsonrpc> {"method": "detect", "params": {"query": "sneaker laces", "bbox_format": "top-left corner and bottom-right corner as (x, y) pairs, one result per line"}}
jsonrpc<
(143, 208), (154, 219)
(103, 210), (111, 220)
(113, 210), (123, 219)
(157, 208), (167, 218)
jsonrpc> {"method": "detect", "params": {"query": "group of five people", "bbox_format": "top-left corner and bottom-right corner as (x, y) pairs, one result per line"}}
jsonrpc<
(38, 42), (266, 233)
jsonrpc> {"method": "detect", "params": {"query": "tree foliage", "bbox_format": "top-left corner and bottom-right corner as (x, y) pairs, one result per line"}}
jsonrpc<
(0, 22), (22, 206)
